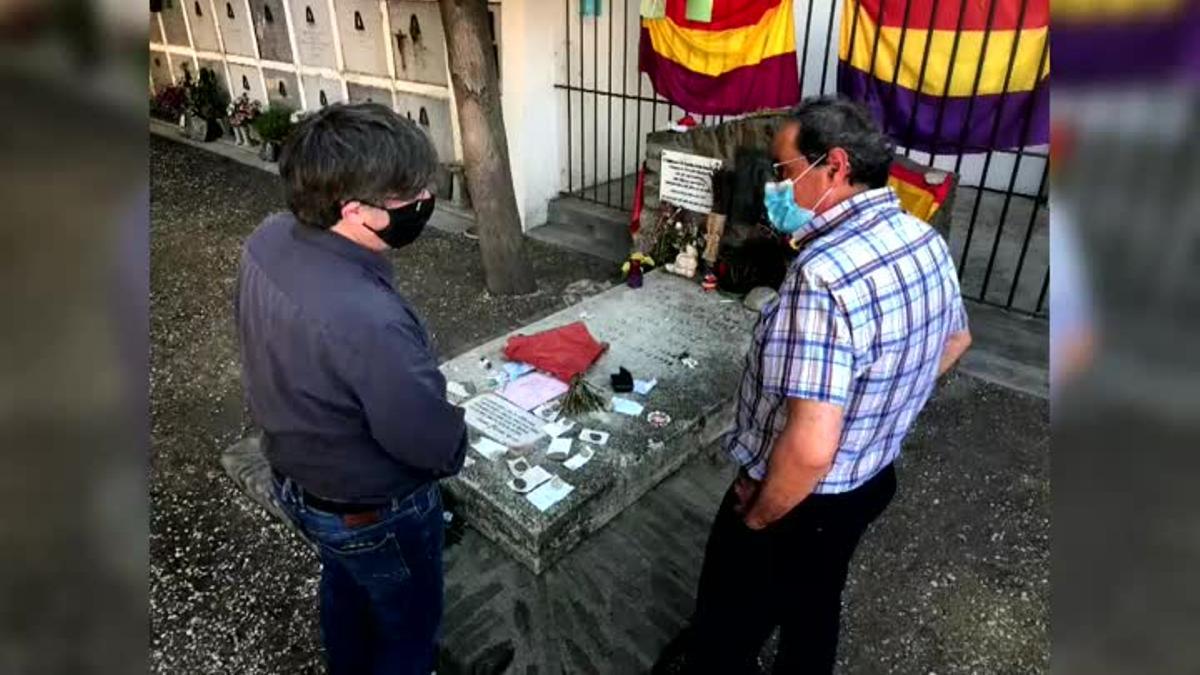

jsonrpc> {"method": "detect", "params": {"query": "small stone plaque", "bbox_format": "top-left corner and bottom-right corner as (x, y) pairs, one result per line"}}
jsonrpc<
(660, 150), (724, 214)
(463, 394), (547, 447)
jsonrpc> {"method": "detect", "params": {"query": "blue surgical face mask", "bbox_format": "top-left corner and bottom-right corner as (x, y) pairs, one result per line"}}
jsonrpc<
(763, 153), (832, 235)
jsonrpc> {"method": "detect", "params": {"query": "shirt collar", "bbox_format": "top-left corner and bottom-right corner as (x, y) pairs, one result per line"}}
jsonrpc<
(290, 217), (394, 285)
(791, 186), (900, 248)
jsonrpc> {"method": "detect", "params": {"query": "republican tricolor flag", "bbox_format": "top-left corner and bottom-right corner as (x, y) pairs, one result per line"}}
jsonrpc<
(838, 0), (1050, 154)
(639, 0), (802, 116)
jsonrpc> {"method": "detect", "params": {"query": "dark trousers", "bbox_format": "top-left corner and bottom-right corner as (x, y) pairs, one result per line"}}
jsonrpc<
(685, 465), (896, 674)
(274, 478), (445, 675)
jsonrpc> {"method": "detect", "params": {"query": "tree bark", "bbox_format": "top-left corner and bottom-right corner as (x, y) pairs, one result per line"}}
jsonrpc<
(437, 0), (537, 295)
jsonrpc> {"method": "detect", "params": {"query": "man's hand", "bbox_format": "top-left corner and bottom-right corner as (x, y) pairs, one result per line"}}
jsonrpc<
(937, 329), (972, 377)
(742, 398), (844, 530)
(732, 470), (760, 515)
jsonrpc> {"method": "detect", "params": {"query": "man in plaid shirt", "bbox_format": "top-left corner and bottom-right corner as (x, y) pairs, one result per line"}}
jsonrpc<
(682, 98), (973, 674)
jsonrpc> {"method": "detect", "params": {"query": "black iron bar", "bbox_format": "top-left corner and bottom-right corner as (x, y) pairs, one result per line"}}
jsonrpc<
(1035, 268), (1048, 314)
(885, 0), (916, 139)
(958, 0), (1034, 290)
(635, 34), (644, 185)
(819, 0), (838, 93)
(909, 0), (968, 158)
(593, 8), (598, 200)
(578, 1), (585, 195)
(1005, 158), (1048, 308)
(607, 0), (614, 206)
(621, 0), (629, 209)
(565, 0), (573, 193)
(865, 0), (888, 93)
(799, 0), (817, 93)
(841, 0), (865, 97)
(950, 0), (1004, 278)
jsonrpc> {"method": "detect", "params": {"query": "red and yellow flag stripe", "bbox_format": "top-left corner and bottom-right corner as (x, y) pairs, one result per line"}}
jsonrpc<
(639, 0), (800, 115)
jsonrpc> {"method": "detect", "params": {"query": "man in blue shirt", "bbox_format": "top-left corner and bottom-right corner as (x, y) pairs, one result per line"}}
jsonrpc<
(235, 103), (466, 675)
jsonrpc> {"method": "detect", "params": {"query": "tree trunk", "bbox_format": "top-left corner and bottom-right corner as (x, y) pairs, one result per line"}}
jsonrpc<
(437, 0), (537, 295)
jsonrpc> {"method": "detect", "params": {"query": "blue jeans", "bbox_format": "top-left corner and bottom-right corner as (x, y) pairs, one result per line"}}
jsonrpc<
(274, 477), (444, 675)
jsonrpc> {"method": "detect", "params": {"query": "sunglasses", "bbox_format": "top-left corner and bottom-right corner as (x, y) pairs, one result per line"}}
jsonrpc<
(771, 153), (827, 181)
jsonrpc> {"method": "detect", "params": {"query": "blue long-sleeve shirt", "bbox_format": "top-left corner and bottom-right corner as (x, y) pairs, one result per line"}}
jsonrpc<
(235, 212), (466, 501)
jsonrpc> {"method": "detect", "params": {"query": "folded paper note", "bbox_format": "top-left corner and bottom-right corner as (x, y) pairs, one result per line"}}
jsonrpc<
(579, 429), (610, 446)
(502, 362), (535, 380)
(633, 378), (657, 395)
(509, 465), (553, 494)
(547, 437), (573, 460)
(526, 476), (575, 512)
(543, 419), (576, 438)
(472, 437), (508, 461)
(500, 372), (569, 411)
(564, 446), (594, 470)
(612, 397), (645, 417)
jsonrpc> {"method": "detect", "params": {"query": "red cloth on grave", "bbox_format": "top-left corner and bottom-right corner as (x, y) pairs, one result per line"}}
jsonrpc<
(502, 322), (609, 383)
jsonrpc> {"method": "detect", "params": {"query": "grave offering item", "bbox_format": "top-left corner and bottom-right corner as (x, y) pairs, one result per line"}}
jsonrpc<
(561, 376), (607, 417)
(611, 397), (645, 417)
(703, 168), (732, 264)
(633, 378), (658, 395)
(508, 465), (553, 494)
(627, 259), (644, 288)
(563, 446), (594, 470)
(503, 322), (608, 383)
(500, 372), (569, 411)
(543, 419), (576, 437)
(472, 437), (508, 461)
(547, 437), (573, 460)
(526, 476), (575, 512)
(579, 429), (610, 446)
(610, 367), (634, 393)
(665, 245), (699, 278)
(533, 400), (563, 421)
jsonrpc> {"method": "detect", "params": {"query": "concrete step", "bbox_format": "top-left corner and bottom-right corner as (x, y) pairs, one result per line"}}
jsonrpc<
(528, 196), (632, 263)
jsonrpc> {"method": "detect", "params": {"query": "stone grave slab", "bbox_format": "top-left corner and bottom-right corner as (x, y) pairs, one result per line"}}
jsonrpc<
(439, 271), (757, 573)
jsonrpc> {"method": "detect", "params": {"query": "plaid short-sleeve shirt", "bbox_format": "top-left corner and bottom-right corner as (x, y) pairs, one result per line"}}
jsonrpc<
(726, 187), (968, 494)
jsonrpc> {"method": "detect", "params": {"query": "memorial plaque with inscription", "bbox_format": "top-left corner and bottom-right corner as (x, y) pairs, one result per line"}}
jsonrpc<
(463, 394), (547, 447)
(660, 150), (724, 214)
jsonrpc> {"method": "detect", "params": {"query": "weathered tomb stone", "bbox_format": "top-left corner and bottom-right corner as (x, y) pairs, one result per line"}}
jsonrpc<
(439, 271), (756, 572)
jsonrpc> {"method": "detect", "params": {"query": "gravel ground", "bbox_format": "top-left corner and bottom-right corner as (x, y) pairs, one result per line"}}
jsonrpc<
(150, 133), (1049, 674)
(149, 134), (616, 674)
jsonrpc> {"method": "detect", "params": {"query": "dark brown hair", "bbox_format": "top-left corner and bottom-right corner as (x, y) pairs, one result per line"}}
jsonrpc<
(278, 102), (438, 229)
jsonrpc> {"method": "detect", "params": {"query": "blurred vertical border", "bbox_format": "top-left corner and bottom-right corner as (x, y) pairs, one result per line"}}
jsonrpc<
(0, 0), (148, 672)
(1051, 0), (1200, 672)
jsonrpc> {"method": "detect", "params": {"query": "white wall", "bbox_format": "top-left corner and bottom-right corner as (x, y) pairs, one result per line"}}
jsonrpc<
(500, 0), (566, 230)
(151, 0), (462, 157)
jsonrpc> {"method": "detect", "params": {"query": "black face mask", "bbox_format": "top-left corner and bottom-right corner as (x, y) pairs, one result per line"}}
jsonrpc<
(365, 195), (436, 249)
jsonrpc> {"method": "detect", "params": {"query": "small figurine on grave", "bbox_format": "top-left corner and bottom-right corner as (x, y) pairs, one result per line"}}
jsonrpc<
(701, 272), (718, 292)
(627, 259), (643, 288)
(665, 244), (699, 279)
(621, 252), (653, 288)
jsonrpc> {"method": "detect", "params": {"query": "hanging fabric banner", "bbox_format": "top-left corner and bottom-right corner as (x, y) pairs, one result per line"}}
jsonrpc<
(836, 0), (1050, 154)
(639, 0), (801, 115)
